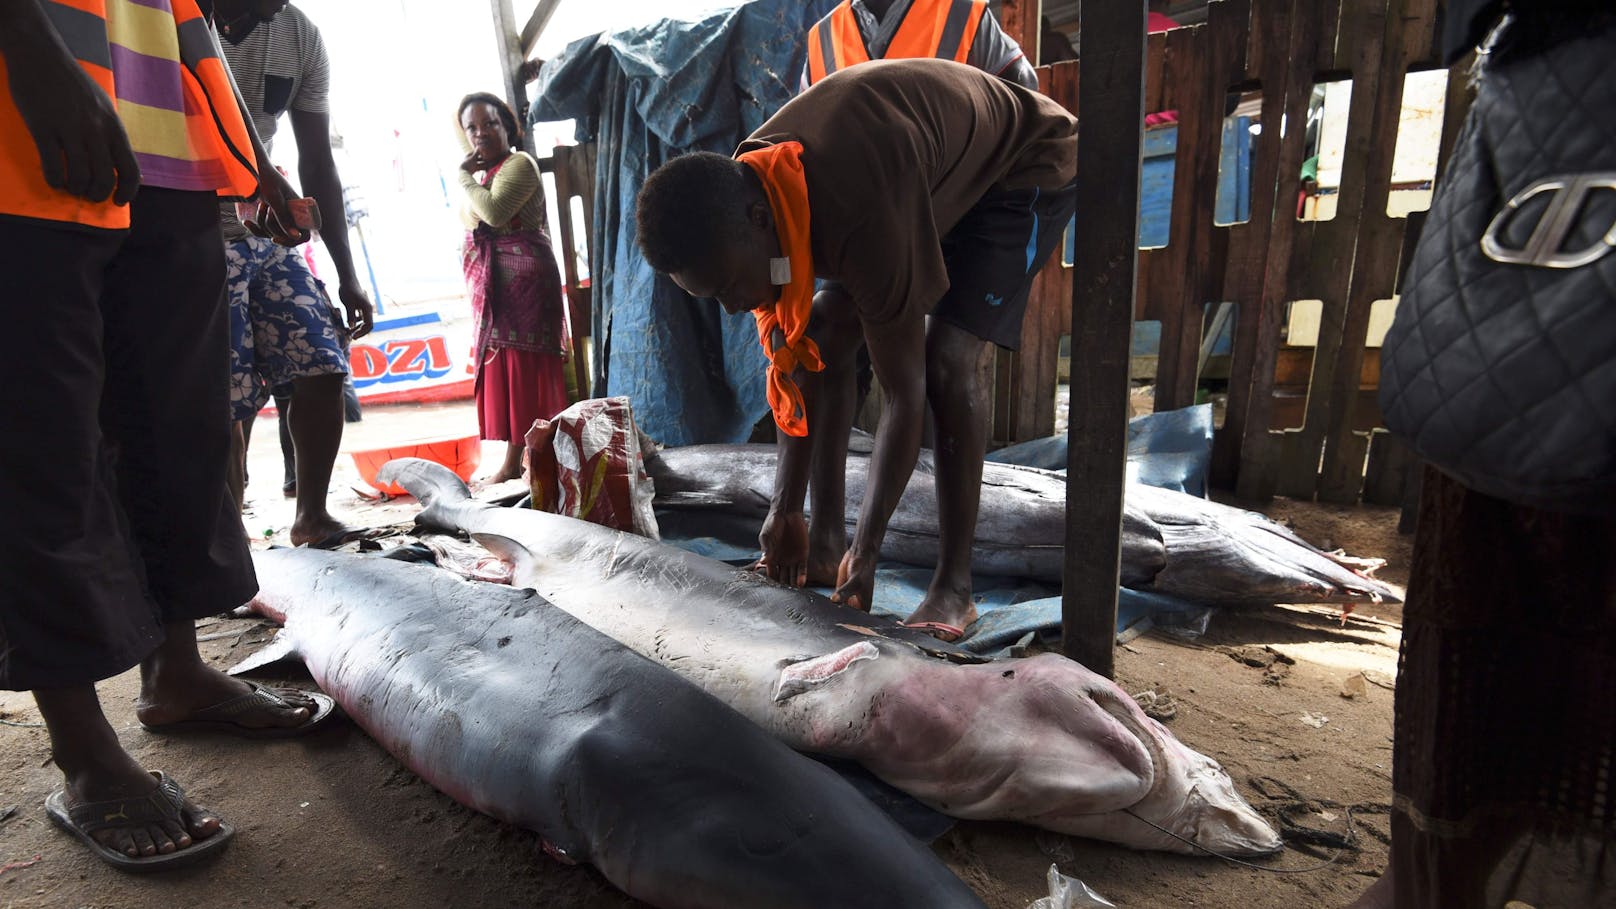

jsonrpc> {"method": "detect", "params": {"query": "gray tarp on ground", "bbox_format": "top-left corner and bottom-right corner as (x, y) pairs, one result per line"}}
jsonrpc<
(529, 0), (838, 446)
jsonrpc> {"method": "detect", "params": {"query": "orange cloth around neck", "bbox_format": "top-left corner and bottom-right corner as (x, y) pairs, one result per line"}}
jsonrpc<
(737, 142), (823, 438)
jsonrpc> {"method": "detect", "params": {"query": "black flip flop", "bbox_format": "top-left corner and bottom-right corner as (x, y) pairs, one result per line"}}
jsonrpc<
(45, 772), (234, 873)
(140, 683), (340, 739)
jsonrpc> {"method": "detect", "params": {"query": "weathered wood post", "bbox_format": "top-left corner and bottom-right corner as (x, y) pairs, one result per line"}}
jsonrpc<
(1062, 0), (1145, 677)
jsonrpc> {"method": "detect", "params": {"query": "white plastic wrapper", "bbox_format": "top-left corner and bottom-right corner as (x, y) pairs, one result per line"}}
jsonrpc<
(1028, 863), (1118, 909)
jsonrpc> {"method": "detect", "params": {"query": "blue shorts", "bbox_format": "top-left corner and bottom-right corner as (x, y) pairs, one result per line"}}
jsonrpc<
(932, 179), (1080, 350)
(227, 236), (350, 422)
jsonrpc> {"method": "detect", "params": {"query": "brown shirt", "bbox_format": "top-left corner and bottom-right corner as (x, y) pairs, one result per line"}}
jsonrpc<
(737, 58), (1077, 327)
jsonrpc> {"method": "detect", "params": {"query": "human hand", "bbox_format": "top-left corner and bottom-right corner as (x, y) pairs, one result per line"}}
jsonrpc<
(751, 510), (809, 587)
(830, 549), (877, 612)
(244, 169), (310, 247)
(8, 46), (140, 204)
(518, 58), (546, 84)
(338, 283), (375, 339)
(460, 151), (485, 175)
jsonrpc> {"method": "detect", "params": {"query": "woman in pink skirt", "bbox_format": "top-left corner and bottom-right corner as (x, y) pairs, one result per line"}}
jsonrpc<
(456, 92), (570, 482)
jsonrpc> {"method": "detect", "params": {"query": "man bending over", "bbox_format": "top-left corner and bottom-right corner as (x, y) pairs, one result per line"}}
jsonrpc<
(636, 59), (1077, 641)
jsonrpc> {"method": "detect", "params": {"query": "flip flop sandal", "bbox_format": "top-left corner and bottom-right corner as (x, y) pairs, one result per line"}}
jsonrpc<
(141, 682), (340, 739)
(304, 527), (373, 551)
(45, 772), (234, 873)
(900, 621), (967, 644)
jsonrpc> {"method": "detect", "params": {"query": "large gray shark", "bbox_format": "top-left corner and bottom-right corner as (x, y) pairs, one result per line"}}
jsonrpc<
(378, 457), (1284, 858)
(240, 548), (986, 909)
(645, 444), (1400, 607)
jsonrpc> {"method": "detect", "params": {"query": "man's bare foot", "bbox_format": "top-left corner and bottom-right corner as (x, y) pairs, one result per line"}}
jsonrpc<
(902, 583), (978, 642)
(804, 538), (845, 588)
(136, 665), (313, 732)
(34, 688), (223, 860)
(289, 512), (363, 548)
(59, 763), (222, 858)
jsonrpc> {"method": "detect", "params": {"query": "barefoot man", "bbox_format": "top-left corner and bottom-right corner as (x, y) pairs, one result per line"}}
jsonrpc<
(636, 59), (1077, 641)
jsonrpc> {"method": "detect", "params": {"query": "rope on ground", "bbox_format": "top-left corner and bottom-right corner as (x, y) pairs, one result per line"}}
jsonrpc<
(1249, 775), (1392, 851)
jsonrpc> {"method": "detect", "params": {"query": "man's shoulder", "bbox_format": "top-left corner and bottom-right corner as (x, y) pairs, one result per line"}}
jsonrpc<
(262, 4), (326, 51)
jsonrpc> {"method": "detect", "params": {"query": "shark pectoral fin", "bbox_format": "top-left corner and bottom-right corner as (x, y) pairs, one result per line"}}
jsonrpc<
(226, 631), (301, 676)
(470, 532), (536, 576)
(773, 641), (880, 702)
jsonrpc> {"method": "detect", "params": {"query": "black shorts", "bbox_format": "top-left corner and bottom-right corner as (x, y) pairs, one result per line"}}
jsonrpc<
(931, 180), (1078, 350)
(0, 189), (256, 691)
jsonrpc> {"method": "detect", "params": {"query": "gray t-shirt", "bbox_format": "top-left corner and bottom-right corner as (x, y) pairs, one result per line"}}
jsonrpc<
(218, 4), (331, 239)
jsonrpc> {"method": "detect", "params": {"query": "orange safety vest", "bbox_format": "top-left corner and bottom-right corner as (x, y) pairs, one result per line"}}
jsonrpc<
(806, 0), (988, 85)
(0, 0), (259, 230)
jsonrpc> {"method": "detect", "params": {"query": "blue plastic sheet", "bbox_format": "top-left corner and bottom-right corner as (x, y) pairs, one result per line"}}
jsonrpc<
(529, 0), (839, 446)
(987, 403), (1215, 497)
(661, 405), (1220, 655)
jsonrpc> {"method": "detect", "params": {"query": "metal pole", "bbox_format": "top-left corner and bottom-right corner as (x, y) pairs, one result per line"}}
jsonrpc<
(1062, 0), (1146, 678)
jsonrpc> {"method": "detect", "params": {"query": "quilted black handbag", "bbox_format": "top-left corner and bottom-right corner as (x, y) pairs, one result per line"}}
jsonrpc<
(1379, 13), (1616, 515)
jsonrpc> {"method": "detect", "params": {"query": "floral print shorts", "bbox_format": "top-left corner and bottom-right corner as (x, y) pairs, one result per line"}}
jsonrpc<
(227, 236), (350, 422)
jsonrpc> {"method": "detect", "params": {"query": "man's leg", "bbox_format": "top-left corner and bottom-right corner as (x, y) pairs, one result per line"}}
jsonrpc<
(907, 181), (1078, 637)
(99, 190), (316, 729)
(285, 373), (350, 543)
(274, 388), (296, 495)
(240, 240), (357, 545)
(0, 212), (227, 861)
(904, 320), (995, 633)
(804, 284), (865, 586)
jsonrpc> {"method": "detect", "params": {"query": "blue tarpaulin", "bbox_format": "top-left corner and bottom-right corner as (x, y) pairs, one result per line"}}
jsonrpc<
(529, 0), (838, 446)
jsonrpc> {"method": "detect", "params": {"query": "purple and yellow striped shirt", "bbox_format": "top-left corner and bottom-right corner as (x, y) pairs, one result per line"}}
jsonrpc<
(104, 0), (231, 191)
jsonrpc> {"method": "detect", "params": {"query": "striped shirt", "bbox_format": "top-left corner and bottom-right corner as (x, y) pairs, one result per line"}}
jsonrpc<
(216, 4), (330, 238)
(105, 0), (231, 191)
(217, 4), (329, 151)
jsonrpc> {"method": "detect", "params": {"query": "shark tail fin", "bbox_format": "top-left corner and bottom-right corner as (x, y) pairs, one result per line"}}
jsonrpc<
(377, 457), (475, 531)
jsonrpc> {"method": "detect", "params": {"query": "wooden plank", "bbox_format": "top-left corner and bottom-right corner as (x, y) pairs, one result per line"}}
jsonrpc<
(1145, 25), (1208, 412)
(1318, 0), (1434, 502)
(520, 0), (564, 57)
(1144, 31), (1168, 115)
(1362, 429), (1413, 505)
(1274, 0), (1391, 499)
(548, 145), (592, 398)
(1062, 0), (1145, 679)
(488, 0), (534, 148)
(1234, 0), (1321, 500)
(997, 0), (1043, 71)
(1208, 0), (1286, 490)
(1011, 61), (1077, 441)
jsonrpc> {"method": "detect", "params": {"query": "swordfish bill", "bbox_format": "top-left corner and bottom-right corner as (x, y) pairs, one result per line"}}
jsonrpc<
(241, 548), (986, 909)
(379, 457), (1284, 857)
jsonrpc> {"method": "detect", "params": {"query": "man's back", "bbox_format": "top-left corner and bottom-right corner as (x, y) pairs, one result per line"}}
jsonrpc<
(802, 0), (1038, 90)
(742, 59), (1075, 326)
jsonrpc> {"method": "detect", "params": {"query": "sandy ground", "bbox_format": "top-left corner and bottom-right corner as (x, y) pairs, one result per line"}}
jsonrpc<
(0, 401), (1411, 909)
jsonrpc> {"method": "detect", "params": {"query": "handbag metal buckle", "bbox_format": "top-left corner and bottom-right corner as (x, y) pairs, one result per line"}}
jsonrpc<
(1481, 173), (1616, 268)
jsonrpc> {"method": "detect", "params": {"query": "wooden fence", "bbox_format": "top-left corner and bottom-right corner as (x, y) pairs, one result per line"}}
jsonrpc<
(995, 0), (1471, 505)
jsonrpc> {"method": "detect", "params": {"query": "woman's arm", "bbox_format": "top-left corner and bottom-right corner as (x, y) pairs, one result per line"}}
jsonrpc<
(459, 151), (539, 229)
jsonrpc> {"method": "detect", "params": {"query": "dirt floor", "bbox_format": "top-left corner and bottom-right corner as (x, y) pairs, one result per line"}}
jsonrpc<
(0, 401), (1412, 909)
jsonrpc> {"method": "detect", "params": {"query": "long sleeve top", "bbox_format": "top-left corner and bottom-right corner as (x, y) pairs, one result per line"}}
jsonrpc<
(458, 150), (548, 234)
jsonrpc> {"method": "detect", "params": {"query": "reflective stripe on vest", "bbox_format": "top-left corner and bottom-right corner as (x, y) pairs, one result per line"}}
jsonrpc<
(172, 0), (258, 199)
(0, 0), (257, 230)
(806, 0), (987, 85)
